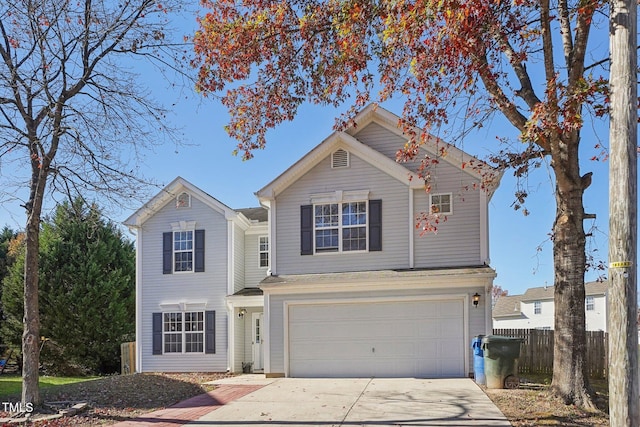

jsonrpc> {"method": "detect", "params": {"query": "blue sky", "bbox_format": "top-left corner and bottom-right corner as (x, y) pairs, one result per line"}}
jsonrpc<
(0, 90), (612, 297)
(0, 8), (629, 298)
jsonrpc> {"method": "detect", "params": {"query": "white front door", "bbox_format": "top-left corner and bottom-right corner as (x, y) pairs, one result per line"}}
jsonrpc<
(252, 312), (264, 371)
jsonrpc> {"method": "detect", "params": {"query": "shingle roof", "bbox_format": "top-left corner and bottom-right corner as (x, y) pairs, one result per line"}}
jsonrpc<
(520, 281), (608, 301)
(493, 281), (609, 318)
(493, 295), (523, 318)
(237, 207), (268, 223)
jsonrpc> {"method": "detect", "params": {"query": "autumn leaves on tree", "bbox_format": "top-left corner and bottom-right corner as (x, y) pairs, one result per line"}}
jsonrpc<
(193, 0), (610, 408)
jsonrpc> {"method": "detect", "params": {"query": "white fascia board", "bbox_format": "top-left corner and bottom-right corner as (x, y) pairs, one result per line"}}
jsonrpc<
(225, 295), (264, 307)
(245, 222), (269, 235)
(256, 131), (420, 201)
(260, 268), (496, 295)
(124, 176), (242, 228)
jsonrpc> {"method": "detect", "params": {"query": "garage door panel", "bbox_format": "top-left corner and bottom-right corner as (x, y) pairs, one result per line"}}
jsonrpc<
(288, 299), (465, 378)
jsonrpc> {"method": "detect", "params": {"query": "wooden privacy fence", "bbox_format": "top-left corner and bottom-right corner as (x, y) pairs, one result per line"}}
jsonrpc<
(120, 342), (136, 375)
(492, 329), (608, 379)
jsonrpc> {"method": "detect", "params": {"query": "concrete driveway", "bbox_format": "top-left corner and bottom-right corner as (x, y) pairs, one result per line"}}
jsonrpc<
(193, 376), (511, 426)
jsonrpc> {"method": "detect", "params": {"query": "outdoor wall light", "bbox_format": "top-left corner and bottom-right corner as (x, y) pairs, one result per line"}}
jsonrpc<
(238, 308), (247, 318)
(472, 293), (481, 307)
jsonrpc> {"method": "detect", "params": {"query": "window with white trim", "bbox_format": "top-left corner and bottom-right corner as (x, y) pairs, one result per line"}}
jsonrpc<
(163, 311), (204, 353)
(585, 296), (595, 311)
(533, 301), (542, 315)
(259, 236), (269, 268)
(173, 230), (194, 272)
(314, 201), (367, 252)
(429, 193), (453, 215)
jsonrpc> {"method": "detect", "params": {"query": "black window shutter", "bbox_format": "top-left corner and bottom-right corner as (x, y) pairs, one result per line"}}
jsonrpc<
(300, 205), (313, 255)
(162, 232), (172, 274)
(194, 229), (205, 272)
(152, 312), (163, 355)
(205, 310), (216, 354)
(369, 199), (382, 251)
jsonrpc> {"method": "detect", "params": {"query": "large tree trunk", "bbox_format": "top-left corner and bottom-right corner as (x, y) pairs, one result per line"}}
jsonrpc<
(550, 139), (595, 409)
(22, 166), (47, 407)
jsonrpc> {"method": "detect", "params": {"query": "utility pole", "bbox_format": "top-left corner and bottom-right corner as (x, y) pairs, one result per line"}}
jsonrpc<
(608, 0), (639, 424)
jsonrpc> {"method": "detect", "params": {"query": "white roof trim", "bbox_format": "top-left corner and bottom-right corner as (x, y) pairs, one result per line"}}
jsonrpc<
(124, 176), (252, 230)
(256, 131), (422, 201)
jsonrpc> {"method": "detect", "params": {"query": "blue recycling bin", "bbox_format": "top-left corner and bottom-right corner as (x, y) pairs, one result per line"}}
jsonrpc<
(471, 335), (485, 385)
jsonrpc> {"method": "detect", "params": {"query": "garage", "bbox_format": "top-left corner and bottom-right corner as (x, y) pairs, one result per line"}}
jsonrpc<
(287, 298), (466, 378)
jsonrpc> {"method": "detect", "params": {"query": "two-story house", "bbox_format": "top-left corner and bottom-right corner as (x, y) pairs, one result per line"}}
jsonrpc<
(126, 104), (502, 378)
(492, 281), (609, 331)
(124, 178), (269, 374)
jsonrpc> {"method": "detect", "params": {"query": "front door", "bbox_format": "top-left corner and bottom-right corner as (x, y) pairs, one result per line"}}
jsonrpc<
(252, 312), (264, 371)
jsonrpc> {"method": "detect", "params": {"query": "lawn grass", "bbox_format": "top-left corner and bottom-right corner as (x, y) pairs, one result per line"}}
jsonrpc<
(0, 375), (97, 398)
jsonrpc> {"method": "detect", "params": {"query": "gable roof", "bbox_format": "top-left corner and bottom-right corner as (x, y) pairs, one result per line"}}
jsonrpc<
(256, 104), (501, 201)
(123, 176), (252, 229)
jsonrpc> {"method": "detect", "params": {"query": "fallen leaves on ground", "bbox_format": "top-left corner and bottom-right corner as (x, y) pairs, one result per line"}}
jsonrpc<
(484, 380), (609, 426)
(1, 372), (231, 426)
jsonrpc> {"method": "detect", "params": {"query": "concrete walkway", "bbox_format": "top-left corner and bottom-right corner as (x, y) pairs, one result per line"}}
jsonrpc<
(191, 377), (511, 426)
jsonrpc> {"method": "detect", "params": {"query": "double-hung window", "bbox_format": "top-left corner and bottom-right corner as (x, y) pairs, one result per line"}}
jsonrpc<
(314, 201), (367, 252)
(173, 230), (193, 272)
(533, 301), (542, 315)
(163, 223), (205, 274)
(259, 236), (269, 268)
(163, 311), (204, 353)
(585, 296), (595, 311)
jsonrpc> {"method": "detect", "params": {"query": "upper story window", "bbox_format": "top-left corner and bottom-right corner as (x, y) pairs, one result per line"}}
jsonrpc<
(176, 192), (191, 208)
(429, 193), (453, 215)
(259, 236), (269, 268)
(163, 223), (205, 274)
(533, 301), (542, 315)
(585, 296), (595, 311)
(300, 192), (381, 256)
(314, 201), (367, 252)
(174, 230), (194, 272)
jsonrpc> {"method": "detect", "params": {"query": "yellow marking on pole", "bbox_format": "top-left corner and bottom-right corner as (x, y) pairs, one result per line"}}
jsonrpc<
(609, 261), (633, 268)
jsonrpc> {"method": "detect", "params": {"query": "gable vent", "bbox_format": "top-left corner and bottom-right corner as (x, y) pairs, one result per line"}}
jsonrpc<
(331, 149), (350, 169)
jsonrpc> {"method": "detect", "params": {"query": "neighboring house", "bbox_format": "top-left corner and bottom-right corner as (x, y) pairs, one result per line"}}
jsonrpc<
(492, 281), (609, 331)
(126, 104), (502, 378)
(124, 178), (269, 373)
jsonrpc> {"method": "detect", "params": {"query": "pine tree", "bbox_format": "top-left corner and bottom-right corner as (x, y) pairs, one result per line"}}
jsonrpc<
(1, 200), (135, 374)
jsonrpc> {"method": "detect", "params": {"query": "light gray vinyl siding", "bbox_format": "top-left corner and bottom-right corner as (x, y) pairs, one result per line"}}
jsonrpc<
(266, 285), (488, 375)
(138, 195), (229, 372)
(244, 233), (269, 287)
(413, 160), (482, 267)
(354, 122), (425, 173)
(275, 153), (409, 274)
(231, 307), (244, 372)
(353, 122), (405, 161)
(234, 224), (245, 293)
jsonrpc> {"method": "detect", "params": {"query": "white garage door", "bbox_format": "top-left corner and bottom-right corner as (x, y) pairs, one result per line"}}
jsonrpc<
(288, 299), (465, 378)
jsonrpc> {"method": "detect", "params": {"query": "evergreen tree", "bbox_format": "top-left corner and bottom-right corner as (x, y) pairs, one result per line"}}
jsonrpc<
(1, 200), (135, 374)
(0, 226), (17, 347)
